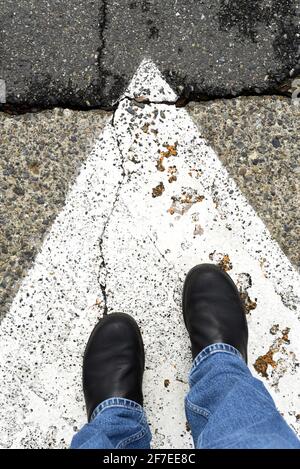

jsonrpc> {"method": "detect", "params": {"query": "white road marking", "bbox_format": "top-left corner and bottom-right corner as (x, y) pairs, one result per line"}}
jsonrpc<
(0, 60), (299, 449)
(123, 59), (177, 103)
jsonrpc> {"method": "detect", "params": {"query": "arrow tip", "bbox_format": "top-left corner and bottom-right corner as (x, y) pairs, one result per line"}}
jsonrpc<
(123, 59), (178, 103)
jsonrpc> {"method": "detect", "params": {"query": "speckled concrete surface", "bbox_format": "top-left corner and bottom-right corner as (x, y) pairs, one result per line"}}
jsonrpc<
(188, 97), (300, 270)
(0, 62), (299, 449)
(2, 96), (299, 324)
(0, 109), (111, 319)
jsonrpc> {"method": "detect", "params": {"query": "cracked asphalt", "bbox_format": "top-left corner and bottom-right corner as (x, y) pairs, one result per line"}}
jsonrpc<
(0, 0), (299, 107)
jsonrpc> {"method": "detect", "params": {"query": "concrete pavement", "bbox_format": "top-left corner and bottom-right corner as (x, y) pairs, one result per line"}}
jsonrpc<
(0, 109), (111, 319)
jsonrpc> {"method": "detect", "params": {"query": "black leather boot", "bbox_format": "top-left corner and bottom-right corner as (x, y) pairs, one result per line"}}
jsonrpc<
(183, 264), (248, 362)
(83, 313), (144, 421)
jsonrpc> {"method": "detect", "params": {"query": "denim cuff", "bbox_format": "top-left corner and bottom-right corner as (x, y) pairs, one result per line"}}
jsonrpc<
(191, 343), (244, 373)
(90, 397), (144, 422)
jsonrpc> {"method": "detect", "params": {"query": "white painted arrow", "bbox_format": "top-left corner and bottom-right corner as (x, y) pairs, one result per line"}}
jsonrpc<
(0, 60), (299, 449)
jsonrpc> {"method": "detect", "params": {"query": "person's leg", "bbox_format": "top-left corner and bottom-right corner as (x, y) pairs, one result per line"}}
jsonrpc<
(71, 398), (151, 449)
(186, 344), (300, 449)
(183, 264), (300, 449)
(71, 313), (152, 449)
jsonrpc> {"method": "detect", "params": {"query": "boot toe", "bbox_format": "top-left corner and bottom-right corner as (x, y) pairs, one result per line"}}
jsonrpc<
(83, 313), (144, 421)
(183, 264), (248, 361)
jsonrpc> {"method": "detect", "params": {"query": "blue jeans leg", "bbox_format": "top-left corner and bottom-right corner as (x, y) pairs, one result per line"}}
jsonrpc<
(71, 398), (152, 449)
(185, 343), (300, 449)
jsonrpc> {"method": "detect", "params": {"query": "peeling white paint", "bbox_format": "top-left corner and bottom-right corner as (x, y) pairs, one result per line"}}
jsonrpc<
(0, 61), (300, 449)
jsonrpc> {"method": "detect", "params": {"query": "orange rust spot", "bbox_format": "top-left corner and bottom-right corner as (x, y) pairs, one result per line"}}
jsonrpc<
(157, 143), (178, 173)
(240, 291), (257, 314)
(217, 254), (232, 271)
(152, 182), (165, 198)
(281, 327), (290, 344)
(156, 156), (165, 172)
(254, 350), (277, 378)
(167, 191), (205, 216)
(180, 193), (204, 204)
(142, 123), (150, 133)
(254, 327), (291, 378)
(167, 165), (178, 183)
(160, 143), (178, 158)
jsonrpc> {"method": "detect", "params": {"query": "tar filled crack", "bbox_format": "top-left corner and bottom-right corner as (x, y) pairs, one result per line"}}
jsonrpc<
(1, 82), (297, 115)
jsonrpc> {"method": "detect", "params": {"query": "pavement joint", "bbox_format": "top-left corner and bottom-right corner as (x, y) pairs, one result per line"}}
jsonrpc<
(2, 79), (299, 116)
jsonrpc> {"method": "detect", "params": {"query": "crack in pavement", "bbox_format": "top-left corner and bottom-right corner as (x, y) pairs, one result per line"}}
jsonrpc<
(148, 235), (183, 283)
(97, 0), (108, 79)
(96, 94), (182, 315)
(97, 104), (127, 315)
(122, 95), (180, 106)
(2, 83), (298, 115)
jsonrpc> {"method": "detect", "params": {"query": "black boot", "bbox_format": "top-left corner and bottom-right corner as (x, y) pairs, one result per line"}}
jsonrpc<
(83, 313), (144, 421)
(183, 264), (248, 362)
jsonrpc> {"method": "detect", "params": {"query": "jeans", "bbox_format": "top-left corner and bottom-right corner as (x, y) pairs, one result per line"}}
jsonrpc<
(71, 343), (300, 449)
